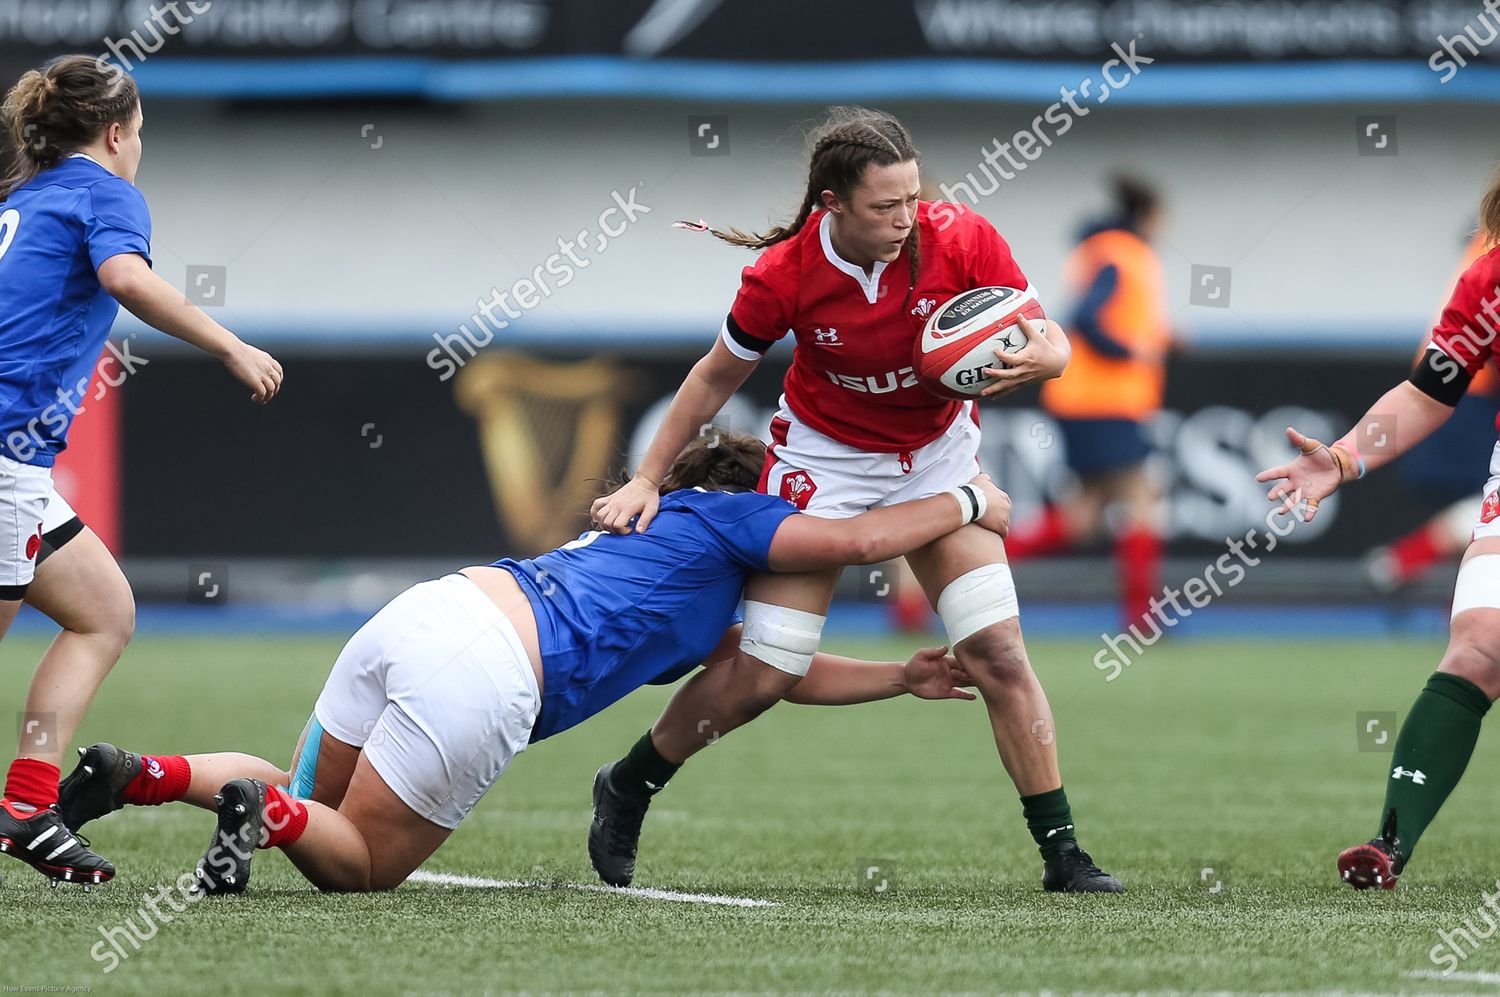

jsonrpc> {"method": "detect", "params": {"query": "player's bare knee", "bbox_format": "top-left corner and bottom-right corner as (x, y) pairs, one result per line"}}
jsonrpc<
(737, 687), (786, 721)
(1440, 613), (1500, 697)
(99, 592), (136, 657)
(737, 655), (800, 709)
(62, 583), (135, 658)
(955, 621), (1032, 689)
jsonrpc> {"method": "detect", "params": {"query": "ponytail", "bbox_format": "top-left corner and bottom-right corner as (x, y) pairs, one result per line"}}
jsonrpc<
(2, 55), (138, 199)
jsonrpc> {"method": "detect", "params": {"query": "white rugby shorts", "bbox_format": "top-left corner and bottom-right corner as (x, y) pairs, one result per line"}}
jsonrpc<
(0, 454), (72, 596)
(1473, 442), (1500, 543)
(311, 573), (540, 829)
(759, 398), (982, 520)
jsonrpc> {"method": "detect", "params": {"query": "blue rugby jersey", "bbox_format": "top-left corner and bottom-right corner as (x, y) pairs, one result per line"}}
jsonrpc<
(0, 155), (151, 466)
(495, 489), (796, 741)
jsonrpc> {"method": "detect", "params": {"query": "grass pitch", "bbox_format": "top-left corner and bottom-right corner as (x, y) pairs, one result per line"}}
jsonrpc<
(2, 628), (1499, 994)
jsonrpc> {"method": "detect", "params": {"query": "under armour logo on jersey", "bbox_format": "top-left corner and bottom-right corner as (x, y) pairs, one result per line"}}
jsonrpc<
(910, 297), (937, 318)
(1391, 766), (1427, 784)
(813, 327), (842, 347)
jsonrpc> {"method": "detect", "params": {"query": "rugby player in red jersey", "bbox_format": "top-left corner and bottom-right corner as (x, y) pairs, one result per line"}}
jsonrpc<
(589, 106), (1122, 893)
(1256, 173), (1500, 890)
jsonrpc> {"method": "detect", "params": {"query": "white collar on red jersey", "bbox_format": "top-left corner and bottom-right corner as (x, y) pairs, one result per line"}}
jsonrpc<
(819, 211), (887, 305)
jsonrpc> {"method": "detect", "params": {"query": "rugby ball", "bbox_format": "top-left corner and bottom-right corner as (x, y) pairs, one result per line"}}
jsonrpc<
(914, 286), (1045, 400)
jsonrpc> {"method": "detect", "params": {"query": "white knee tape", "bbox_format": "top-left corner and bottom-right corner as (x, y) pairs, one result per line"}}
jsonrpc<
(937, 563), (1020, 647)
(740, 600), (827, 677)
(1452, 554), (1500, 619)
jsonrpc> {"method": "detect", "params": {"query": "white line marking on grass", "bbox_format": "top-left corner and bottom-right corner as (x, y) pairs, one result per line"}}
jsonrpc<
(407, 869), (779, 907)
(1407, 968), (1500, 984)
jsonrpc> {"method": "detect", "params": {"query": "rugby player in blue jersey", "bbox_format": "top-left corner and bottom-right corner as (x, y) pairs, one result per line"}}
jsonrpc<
(0, 56), (282, 886)
(57, 431), (1007, 893)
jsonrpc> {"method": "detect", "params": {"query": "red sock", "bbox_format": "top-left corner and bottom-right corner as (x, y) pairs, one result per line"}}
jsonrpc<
(260, 784), (308, 850)
(1004, 505), (1072, 561)
(1390, 525), (1444, 583)
(1117, 526), (1163, 630)
(122, 755), (192, 807)
(3, 758), (60, 809)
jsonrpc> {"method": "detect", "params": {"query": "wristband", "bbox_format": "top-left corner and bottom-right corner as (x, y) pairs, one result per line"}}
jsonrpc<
(1329, 443), (1365, 482)
(945, 484), (988, 525)
(1299, 434), (1363, 484)
(1332, 438), (1367, 480)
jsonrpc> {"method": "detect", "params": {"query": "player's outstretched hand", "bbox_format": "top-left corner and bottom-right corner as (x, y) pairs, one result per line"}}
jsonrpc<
(968, 473), (1012, 537)
(979, 316), (1068, 398)
(591, 475), (660, 535)
(1253, 426), (1342, 523)
(903, 645), (977, 701)
(224, 342), (283, 403)
(900, 644), (972, 698)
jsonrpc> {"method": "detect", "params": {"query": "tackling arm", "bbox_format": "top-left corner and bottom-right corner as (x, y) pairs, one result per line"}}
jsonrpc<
(695, 627), (974, 706)
(783, 646), (975, 705)
(766, 475), (1011, 572)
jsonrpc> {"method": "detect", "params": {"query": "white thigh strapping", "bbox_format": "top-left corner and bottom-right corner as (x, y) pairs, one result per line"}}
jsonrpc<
(1453, 554), (1500, 620)
(740, 600), (827, 677)
(937, 563), (1020, 647)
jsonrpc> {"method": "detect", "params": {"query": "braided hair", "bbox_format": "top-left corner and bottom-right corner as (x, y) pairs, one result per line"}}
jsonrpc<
(1, 56), (138, 200)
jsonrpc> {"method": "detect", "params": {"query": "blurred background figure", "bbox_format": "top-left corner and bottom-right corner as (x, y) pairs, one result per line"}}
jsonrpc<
(1366, 226), (1500, 599)
(2, 0), (1496, 639)
(1001, 176), (1173, 630)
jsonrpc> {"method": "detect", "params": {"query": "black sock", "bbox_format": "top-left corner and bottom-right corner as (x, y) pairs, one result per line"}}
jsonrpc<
(1021, 786), (1077, 862)
(610, 731), (680, 797)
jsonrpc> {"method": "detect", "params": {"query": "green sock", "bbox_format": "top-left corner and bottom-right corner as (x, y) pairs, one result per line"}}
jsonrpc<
(611, 731), (680, 797)
(1382, 672), (1491, 863)
(1020, 786), (1076, 861)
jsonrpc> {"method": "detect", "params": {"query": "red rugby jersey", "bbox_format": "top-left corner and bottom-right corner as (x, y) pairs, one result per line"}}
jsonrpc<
(721, 201), (1031, 452)
(1428, 244), (1500, 431)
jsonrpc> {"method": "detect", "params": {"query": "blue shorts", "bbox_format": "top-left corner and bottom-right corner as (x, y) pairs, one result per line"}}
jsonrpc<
(1057, 418), (1154, 478)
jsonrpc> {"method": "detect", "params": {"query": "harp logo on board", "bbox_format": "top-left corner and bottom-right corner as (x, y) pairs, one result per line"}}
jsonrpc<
(455, 353), (625, 556)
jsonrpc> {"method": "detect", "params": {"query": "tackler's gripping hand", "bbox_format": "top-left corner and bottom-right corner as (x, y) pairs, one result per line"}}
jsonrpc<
(591, 475), (660, 535)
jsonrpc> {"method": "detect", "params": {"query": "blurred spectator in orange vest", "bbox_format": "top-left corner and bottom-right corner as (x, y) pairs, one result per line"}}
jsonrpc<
(1006, 175), (1173, 631)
